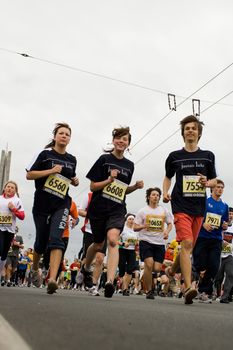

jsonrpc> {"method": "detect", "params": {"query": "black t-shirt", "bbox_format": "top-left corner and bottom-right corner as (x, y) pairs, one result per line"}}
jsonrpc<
(165, 148), (217, 216)
(86, 153), (134, 216)
(27, 149), (76, 215)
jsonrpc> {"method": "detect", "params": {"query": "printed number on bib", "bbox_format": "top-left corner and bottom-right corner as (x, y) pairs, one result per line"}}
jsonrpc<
(205, 212), (221, 228)
(146, 215), (164, 232)
(222, 244), (232, 254)
(0, 213), (13, 226)
(183, 175), (205, 197)
(102, 179), (127, 204)
(43, 173), (70, 199)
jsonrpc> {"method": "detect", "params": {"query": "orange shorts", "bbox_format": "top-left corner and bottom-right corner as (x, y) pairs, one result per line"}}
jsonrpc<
(174, 213), (203, 245)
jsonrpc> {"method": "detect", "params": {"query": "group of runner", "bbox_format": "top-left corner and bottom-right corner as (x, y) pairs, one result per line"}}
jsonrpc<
(0, 115), (232, 305)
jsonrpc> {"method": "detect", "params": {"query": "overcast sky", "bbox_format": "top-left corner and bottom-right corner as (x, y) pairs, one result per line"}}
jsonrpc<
(1, 0), (233, 261)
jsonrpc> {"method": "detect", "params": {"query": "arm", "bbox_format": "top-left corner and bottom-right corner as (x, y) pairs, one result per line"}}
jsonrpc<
(90, 169), (119, 192)
(163, 222), (172, 240)
(162, 176), (172, 203)
(133, 223), (148, 232)
(26, 164), (63, 180)
(8, 202), (25, 220)
(126, 181), (144, 194)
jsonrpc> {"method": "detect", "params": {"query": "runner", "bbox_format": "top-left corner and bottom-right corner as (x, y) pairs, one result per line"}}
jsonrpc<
(26, 122), (79, 294)
(79, 192), (107, 296)
(82, 126), (143, 298)
(118, 213), (138, 296)
(163, 115), (217, 304)
(134, 187), (173, 299)
(0, 181), (25, 284)
(193, 179), (228, 302)
(215, 207), (233, 303)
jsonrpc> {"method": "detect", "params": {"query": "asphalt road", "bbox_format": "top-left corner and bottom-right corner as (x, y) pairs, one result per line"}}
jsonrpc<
(0, 287), (232, 350)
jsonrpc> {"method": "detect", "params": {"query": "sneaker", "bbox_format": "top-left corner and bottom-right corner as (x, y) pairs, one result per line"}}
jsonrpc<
(146, 290), (155, 300)
(89, 286), (100, 296)
(198, 292), (212, 304)
(81, 266), (93, 289)
(104, 281), (115, 298)
(32, 270), (41, 288)
(6, 281), (11, 287)
(220, 298), (230, 304)
(47, 279), (58, 294)
(1, 280), (5, 287)
(122, 289), (130, 296)
(184, 288), (197, 304)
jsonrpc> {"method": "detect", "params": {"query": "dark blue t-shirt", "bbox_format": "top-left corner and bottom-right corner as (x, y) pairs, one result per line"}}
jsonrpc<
(198, 196), (229, 240)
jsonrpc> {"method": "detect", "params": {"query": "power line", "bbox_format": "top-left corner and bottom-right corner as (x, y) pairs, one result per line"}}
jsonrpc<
(130, 62), (233, 150)
(134, 89), (233, 165)
(1, 47), (233, 108)
(74, 89), (233, 199)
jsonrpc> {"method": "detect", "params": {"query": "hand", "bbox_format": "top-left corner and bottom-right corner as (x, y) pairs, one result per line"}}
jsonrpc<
(163, 231), (169, 240)
(203, 222), (214, 232)
(109, 169), (120, 181)
(71, 177), (79, 186)
(222, 221), (228, 230)
(197, 173), (208, 187)
(135, 180), (144, 189)
(8, 202), (15, 210)
(124, 242), (130, 248)
(163, 193), (171, 203)
(51, 164), (63, 174)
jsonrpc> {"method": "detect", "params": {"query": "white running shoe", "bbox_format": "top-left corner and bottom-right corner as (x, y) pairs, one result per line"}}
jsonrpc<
(89, 286), (100, 296)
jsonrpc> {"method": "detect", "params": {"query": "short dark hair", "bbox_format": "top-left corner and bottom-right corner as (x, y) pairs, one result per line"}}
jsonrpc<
(229, 207), (233, 212)
(180, 115), (204, 141)
(146, 187), (162, 204)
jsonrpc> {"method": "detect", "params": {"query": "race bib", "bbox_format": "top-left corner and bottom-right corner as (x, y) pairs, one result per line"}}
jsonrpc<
(183, 175), (206, 197)
(43, 173), (70, 199)
(0, 213), (13, 226)
(205, 212), (221, 228)
(146, 215), (164, 232)
(102, 179), (127, 204)
(222, 244), (232, 254)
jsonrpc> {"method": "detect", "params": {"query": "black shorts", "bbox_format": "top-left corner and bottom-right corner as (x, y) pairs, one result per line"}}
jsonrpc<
(90, 212), (125, 243)
(6, 256), (18, 269)
(82, 231), (107, 259)
(33, 206), (70, 254)
(118, 249), (137, 277)
(139, 240), (165, 264)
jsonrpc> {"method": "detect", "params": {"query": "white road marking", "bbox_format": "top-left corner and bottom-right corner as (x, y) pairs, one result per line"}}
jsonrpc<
(0, 314), (31, 350)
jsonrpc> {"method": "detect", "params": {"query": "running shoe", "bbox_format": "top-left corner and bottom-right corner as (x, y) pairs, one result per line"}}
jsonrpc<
(1, 280), (5, 287)
(47, 279), (58, 294)
(122, 289), (130, 296)
(198, 292), (212, 304)
(6, 281), (11, 287)
(31, 270), (41, 288)
(104, 281), (115, 298)
(89, 286), (100, 296)
(146, 290), (155, 300)
(220, 298), (230, 304)
(184, 288), (197, 304)
(81, 266), (93, 289)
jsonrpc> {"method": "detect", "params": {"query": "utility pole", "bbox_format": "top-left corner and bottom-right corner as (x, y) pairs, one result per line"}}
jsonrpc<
(0, 148), (11, 193)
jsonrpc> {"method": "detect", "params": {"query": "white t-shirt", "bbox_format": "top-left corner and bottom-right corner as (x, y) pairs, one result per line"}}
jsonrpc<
(120, 225), (138, 250)
(0, 194), (24, 233)
(221, 224), (233, 258)
(135, 205), (173, 245)
(80, 193), (92, 234)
